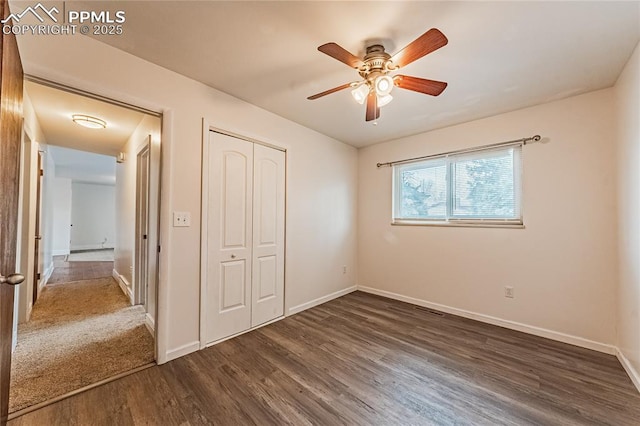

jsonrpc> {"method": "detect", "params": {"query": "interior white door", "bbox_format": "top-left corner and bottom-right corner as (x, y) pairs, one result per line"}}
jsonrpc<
(206, 133), (253, 343)
(135, 140), (150, 308)
(251, 144), (285, 327)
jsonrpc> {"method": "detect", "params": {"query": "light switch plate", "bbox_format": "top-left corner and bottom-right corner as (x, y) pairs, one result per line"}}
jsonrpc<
(173, 211), (191, 227)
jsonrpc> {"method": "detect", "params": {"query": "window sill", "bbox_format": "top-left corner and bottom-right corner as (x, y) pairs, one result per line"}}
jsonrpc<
(391, 220), (525, 229)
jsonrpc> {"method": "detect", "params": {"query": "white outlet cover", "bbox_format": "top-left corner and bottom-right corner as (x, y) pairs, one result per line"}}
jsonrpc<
(173, 211), (191, 227)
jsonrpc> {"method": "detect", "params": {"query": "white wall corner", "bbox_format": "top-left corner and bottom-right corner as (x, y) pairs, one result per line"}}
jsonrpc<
(112, 269), (133, 305)
(357, 285), (617, 355)
(616, 348), (640, 393)
(52, 249), (70, 256)
(287, 285), (358, 316)
(165, 341), (200, 363)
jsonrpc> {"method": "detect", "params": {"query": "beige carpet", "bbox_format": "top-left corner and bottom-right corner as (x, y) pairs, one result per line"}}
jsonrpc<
(9, 277), (154, 413)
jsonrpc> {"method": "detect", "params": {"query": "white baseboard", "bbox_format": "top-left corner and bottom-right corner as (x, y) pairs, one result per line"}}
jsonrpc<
(144, 313), (155, 335)
(41, 262), (54, 288)
(166, 341), (200, 362)
(70, 244), (115, 251)
(52, 249), (70, 256)
(357, 286), (616, 355)
(112, 269), (133, 305)
(287, 285), (358, 316)
(616, 348), (640, 393)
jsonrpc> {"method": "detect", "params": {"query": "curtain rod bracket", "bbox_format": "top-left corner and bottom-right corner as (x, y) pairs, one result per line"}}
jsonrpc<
(526, 135), (541, 143)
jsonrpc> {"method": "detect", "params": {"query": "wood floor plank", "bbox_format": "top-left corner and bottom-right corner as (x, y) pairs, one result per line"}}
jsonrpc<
(123, 368), (189, 425)
(10, 291), (640, 425)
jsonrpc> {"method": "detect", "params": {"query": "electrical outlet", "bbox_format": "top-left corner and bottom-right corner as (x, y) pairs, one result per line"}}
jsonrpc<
(173, 211), (191, 227)
(505, 286), (515, 298)
(342, 265), (347, 274)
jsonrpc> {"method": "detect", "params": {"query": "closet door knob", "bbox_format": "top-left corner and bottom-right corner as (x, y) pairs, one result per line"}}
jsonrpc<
(230, 254), (236, 259)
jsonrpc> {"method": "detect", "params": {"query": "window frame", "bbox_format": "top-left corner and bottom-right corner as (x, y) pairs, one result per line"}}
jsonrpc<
(392, 145), (523, 228)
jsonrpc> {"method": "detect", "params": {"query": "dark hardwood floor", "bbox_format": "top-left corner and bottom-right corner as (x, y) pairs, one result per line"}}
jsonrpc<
(9, 291), (640, 425)
(47, 255), (113, 284)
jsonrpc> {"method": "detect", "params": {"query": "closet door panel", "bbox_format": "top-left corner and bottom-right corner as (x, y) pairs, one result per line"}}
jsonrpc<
(206, 132), (253, 343)
(251, 144), (285, 327)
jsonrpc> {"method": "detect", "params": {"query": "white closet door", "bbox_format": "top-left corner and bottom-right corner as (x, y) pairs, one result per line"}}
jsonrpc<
(251, 144), (285, 327)
(206, 133), (253, 343)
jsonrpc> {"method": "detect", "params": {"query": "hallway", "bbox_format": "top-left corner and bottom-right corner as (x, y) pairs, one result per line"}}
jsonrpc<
(47, 251), (114, 284)
(9, 259), (154, 414)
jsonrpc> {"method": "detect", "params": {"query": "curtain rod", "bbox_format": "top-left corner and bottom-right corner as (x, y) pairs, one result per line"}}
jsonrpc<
(376, 135), (542, 168)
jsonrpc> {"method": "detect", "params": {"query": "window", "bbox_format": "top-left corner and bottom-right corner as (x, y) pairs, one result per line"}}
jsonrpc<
(393, 146), (522, 226)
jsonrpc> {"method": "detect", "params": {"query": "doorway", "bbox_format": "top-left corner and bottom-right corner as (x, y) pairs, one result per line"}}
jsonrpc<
(9, 79), (162, 416)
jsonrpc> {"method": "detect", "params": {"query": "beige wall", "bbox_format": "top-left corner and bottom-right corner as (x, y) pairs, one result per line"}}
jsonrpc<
(358, 89), (618, 350)
(51, 177), (72, 256)
(16, 34), (358, 362)
(614, 42), (640, 388)
(70, 182), (116, 250)
(114, 114), (162, 322)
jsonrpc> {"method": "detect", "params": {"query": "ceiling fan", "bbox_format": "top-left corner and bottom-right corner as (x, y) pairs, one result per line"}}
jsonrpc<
(307, 28), (448, 122)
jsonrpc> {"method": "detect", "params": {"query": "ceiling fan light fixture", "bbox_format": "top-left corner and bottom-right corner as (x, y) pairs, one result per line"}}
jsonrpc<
(374, 75), (394, 96)
(377, 93), (393, 107)
(308, 28), (448, 122)
(72, 114), (106, 129)
(351, 83), (369, 105)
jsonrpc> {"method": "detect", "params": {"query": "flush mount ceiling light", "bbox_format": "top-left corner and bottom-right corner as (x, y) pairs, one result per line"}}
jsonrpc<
(308, 28), (449, 122)
(72, 114), (107, 129)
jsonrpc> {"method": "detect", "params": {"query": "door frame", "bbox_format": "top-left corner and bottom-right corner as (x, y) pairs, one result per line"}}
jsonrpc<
(16, 76), (165, 363)
(32, 150), (43, 306)
(134, 137), (151, 307)
(16, 130), (37, 324)
(199, 120), (287, 349)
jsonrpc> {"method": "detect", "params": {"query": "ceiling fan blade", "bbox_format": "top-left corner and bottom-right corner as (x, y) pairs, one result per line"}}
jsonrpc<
(366, 92), (379, 121)
(318, 43), (364, 69)
(307, 83), (353, 100)
(391, 28), (448, 69)
(394, 75), (448, 96)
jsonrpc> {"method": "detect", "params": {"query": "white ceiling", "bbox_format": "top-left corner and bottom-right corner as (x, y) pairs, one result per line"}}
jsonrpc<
(24, 80), (146, 156)
(49, 145), (115, 185)
(20, 1), (640, 147)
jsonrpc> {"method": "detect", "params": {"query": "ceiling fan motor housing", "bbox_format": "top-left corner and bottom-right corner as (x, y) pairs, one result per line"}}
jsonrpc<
(360, 44), (393, 81)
